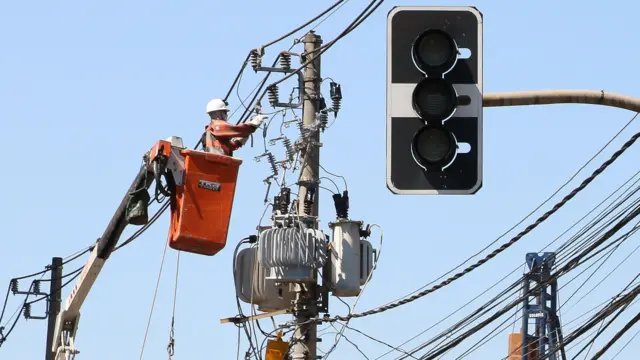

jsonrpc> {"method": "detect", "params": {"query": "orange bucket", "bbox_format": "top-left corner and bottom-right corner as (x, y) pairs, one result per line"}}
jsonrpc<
(168, 149), (243, 256)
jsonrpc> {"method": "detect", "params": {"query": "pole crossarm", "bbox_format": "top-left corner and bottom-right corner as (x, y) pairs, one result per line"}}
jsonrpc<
(483, 90), (640, 113)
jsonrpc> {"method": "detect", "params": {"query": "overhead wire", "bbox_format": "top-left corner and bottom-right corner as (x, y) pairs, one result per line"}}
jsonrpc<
(570, 300), (635, 359)
(406, 215), (639, 358)
(338, 322), (416, 359)
(552, 297), (639, 358)
(560, 236), (640, 320)
(375, 169), (640, 360)
(368, 112), (640, 311)
(231, 1), (382, 354)
(561, 290), (640, 340)
(238, 0), (384, 126)
(0, 282), (34, 347)
(396, 191), (640, 359)
(231, 0), (355, 126)
(510, 265), (640, 360)
(531, 278), (640, 360)
(232, 237), (262, 360)
(321, 224), (383, 359)
(418, 240), (640, 360)
(328, 322), (371, 359)
(24, 266), (84, 306)
(224, 0), (355, 157)
(488, 215), (640, 359)
(262, 0), (348, 49)
(565, 271), (640, 359)
(262, 0), (384, 91)
(114, 200), (170, 251)
(0, 243), (94, 343)
(0, 3), (326, 344)
(454, 222), (640, 360)
(139, 234), (171, 360)
(560, 221), (640, 316)
(609, 322), (640, 358)
(0, 198), (171, 350)
(222, 0), (347, 104)
(484, 290), (640, 360)
(589, 308), (640, 359)
(396, 190), (640, 358)
(381, 180), (629, 357)
(330, 121), (640, 323)
(166, 250), (180, 359)
(412, 177), (637, 358)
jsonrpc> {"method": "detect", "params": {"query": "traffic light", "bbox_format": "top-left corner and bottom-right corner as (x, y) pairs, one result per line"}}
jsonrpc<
(386, 6), (483, 195)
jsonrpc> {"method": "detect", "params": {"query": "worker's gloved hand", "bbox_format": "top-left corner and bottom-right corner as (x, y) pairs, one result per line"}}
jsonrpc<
(232, 137), (248, 146)
(248, 114), (268, 128)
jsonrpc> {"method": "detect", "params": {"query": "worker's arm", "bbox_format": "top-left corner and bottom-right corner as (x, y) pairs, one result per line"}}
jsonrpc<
(208, 115), (267, 151)
(209, 120), (258, 139)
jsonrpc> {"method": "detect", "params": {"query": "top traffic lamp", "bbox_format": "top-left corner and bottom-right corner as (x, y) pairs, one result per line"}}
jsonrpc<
(386, 6), (483, 195)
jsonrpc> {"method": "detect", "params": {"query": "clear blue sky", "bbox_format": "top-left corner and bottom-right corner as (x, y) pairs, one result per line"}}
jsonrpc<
(2, 0), (640, 359)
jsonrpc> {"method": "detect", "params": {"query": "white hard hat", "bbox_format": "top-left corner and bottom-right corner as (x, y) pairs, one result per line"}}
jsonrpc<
(206, 98), (230, 113)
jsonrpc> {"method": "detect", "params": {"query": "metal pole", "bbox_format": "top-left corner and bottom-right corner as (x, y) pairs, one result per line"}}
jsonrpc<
(45, 257), (63, 360)
(293, 30), (322, 360)
(483, 90), (640, 113)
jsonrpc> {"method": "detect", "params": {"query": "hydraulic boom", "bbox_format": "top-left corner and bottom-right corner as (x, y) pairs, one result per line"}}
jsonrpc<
(51, 136), (243, 360)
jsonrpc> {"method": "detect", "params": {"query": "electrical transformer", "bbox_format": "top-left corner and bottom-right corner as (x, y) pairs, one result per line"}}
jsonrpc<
(234, 247), (296, 312)
(328, 219), (376, 297)
(257, 226), (328, 283)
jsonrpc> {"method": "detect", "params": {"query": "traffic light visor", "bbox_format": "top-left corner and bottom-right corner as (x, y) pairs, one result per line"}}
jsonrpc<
(411, 124), (457, 169)
(412, 77), (458, 122)
(412, 29), (458, 75)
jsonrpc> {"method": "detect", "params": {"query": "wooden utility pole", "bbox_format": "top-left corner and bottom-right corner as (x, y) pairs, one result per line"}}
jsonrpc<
(292, 30), (322, 360)
(45, 257), (63, 360)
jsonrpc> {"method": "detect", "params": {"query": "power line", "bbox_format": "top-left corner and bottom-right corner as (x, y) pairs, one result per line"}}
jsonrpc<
(237, 0), (384, 126)
(330, 122), (640, 323)
(535, 281), (640, 360)
(420, 229), (640, 360)
(0, 282), (35, 348)
(218, 0), (355, 137)
(396, 195), (640, 359)
(375, 168), (640, 360)
(505, 238), (640, 360)
(457, 225), (640, 359)
(0, 197), (170, 351)
(367, 112), (640, 315)
(589, 308), (640, 359)
(222, 0), (347, 103)
(262, 0), (348, 49)
(609, 323), (640, 358)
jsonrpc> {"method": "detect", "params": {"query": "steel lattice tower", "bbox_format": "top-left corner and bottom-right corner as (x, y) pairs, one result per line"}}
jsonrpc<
(520, 252), (566, 360)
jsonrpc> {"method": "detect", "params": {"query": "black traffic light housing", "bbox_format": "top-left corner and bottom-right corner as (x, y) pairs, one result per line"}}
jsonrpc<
(386, 6), (483, 195)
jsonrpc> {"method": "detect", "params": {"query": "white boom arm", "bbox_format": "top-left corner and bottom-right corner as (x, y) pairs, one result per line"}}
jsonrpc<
(52, 247), (105, 360)
(50, 137), (184, 360)
(51, 160), (154, 360)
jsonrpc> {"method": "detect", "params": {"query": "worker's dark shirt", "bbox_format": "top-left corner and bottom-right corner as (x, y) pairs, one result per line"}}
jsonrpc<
(204, 120), (258, 156)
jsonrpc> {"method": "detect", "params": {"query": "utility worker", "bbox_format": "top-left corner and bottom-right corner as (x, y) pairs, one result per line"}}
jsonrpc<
(203, 98), (267, 156)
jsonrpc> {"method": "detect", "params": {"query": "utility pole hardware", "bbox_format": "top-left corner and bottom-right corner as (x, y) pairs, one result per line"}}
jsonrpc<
(227, 29), (377, 360)
(386, 6), (484, 195)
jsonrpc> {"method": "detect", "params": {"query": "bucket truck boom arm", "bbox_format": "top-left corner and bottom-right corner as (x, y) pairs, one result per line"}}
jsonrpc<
(51, 135), (243, 360)
(51, 137), (182, 360)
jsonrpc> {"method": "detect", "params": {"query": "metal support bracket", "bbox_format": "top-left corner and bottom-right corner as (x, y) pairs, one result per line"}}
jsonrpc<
(257, 67), (305, 109)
